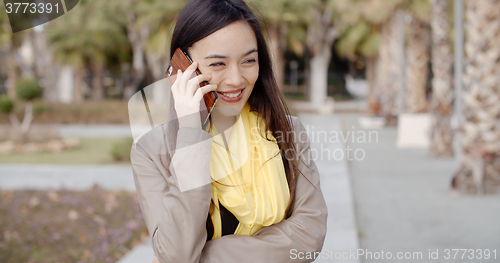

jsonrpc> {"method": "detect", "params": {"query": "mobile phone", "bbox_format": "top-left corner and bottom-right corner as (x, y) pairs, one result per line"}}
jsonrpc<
(166, 48), (218, 130)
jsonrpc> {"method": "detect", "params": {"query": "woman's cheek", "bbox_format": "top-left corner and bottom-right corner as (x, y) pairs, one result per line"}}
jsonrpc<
(243, 66), (259, 85)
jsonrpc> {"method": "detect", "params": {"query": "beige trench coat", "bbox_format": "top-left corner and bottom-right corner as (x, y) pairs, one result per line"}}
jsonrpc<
(131, 115), (328, 263)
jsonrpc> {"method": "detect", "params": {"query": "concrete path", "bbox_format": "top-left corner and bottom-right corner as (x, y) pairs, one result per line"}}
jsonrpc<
(342, 113), (500, 263)
(0, 124), (132, 139)
(0, 164), (135, 191)
(299, 114), (360, 263)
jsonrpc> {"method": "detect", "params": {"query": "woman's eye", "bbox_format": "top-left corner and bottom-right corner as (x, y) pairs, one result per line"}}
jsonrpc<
(245, 59), (257, 64)
(209, 62), (225, 67)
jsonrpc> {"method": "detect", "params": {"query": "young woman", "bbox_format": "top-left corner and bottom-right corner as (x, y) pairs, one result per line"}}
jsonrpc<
(130, 0), (328, 262)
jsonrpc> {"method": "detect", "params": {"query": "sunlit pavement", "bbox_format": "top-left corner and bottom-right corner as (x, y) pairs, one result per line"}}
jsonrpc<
(342, 113), (500, 263)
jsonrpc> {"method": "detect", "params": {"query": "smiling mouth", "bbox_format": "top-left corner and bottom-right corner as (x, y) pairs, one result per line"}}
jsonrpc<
(219, 90), (243, 98)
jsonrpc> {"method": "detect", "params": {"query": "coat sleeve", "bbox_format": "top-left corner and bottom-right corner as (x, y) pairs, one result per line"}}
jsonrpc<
(131, 126), (213, 263)
(199, 116), (328, 263)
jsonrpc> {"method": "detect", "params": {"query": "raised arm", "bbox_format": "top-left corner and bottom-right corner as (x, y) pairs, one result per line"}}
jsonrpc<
(199, 117), (328, 263)
(131, 126), (213, 263)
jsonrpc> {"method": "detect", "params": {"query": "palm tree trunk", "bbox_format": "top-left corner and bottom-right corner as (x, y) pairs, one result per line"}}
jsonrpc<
(406, 17), (430, 113)
(451, 0), (500, 194)
(366, 56), (377, 99)
(374, 11), (401, 124)
(7, 46), (18, 99)
(123, 13), (148, 101)
(429, 0), (454, 157)
(92, 62), (104, 100)
(74, 67), (85, 103)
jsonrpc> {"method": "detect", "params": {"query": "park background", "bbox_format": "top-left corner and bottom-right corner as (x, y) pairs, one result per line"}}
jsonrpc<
(1, 0), (499, 262)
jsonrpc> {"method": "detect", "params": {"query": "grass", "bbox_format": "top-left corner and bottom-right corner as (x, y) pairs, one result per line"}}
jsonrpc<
(0, 186), (148, 263)
(0, 138), (131, 164)
(0, 100), (129, 125)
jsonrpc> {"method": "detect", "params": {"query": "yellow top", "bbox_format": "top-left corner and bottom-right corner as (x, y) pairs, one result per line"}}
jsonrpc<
(208, 103), (290, 239)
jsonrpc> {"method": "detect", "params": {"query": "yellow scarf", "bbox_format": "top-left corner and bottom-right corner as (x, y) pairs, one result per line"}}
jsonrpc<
(208, 103), (290, 239)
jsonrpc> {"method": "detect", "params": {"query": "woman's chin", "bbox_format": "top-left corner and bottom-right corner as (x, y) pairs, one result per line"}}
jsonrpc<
(213, 105), (241, 117)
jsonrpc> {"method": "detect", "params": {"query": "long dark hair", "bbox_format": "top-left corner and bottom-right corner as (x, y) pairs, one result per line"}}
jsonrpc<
(165, 0), (307, 239)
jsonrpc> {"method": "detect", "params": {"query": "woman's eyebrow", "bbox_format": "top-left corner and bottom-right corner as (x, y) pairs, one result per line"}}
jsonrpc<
(204, 48), (258, 59)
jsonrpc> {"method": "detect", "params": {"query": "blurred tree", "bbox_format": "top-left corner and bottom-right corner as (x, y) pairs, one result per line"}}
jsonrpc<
(134, 0), (187, 80)
(353, 0), (402, 121)
(5, 78), (43, 142)
(46, 0), (128, 101)
(103, 0), (157, 100)
(340, 0), (431, 121)
(429, 0), (454, 157)
(405, 0), (431, 114)
(451, 0), (500, 194)
(252, 0), (310, 92)
(0, 4), (28, 99)
(333, 0), (382, 102)
(305, 0), (341, 110)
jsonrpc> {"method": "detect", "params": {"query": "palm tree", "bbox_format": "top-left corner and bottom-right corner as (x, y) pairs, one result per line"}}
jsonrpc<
(0, 5), (27, 99)
(334, 19), (380, 102)
(451, 0), (500, 194)
(429, 0), (454, 157)
(46, 0), (127, 101)
(134, 0), (187, 80)
(252, 0), (310, 92)
(104, 0), (157, 100)
(405, 0), (431, 113)
(374, 10), (401, 123)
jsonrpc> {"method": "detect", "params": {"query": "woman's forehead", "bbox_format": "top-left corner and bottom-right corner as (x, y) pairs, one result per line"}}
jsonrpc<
(190, 21), (257, 57)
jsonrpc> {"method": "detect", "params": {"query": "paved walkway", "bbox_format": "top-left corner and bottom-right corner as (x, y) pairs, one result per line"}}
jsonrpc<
(0, 164), (135, 191)
(342, 113), (500, 263)
(0, 124), (132, 139)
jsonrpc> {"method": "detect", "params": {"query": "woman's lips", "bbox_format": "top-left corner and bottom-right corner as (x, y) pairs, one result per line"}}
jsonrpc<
(217, 88), (245, 103)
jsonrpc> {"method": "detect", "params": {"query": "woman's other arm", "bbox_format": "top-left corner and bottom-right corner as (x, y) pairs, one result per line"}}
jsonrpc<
(199, 116), (328, 263)
(131, 126), (213, 263)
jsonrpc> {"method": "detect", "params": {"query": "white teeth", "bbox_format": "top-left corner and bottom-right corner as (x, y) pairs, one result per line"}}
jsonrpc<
(221, 90), (242, 98)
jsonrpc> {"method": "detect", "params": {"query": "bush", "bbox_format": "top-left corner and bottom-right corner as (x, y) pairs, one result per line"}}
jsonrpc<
(0, 94), (14, 113)
(110, 138), (134, 162)
(16, 78), (43, 101)
(33, 104), (47, 115)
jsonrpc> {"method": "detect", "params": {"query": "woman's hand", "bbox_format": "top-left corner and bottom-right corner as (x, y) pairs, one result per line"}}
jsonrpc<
(152, 253), (160, 263)
(171, 61), (217, 129)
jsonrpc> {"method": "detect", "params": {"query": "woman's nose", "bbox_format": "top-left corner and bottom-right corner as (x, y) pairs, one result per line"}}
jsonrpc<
(224, 65), (244, 87)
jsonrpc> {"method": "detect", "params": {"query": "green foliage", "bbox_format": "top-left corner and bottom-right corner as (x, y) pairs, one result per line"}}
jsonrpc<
(0, 94), (14, 114)
(15, 78), (43, 101)
(358, 32), (380, 57)
(32, 104), (47, 115)
(110, 138), (134, 162)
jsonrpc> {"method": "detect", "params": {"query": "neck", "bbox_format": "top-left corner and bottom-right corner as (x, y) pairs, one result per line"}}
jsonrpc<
(211, 108), (237, 134)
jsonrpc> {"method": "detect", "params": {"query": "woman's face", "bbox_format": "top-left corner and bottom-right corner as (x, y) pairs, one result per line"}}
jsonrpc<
(188, 20), (259, 116)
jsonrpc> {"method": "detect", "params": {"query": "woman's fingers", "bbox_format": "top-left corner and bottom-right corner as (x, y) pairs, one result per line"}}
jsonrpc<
(193, 84), (217, 102)
(187, 74), (212, 95)
(179, 61), (199, 88)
